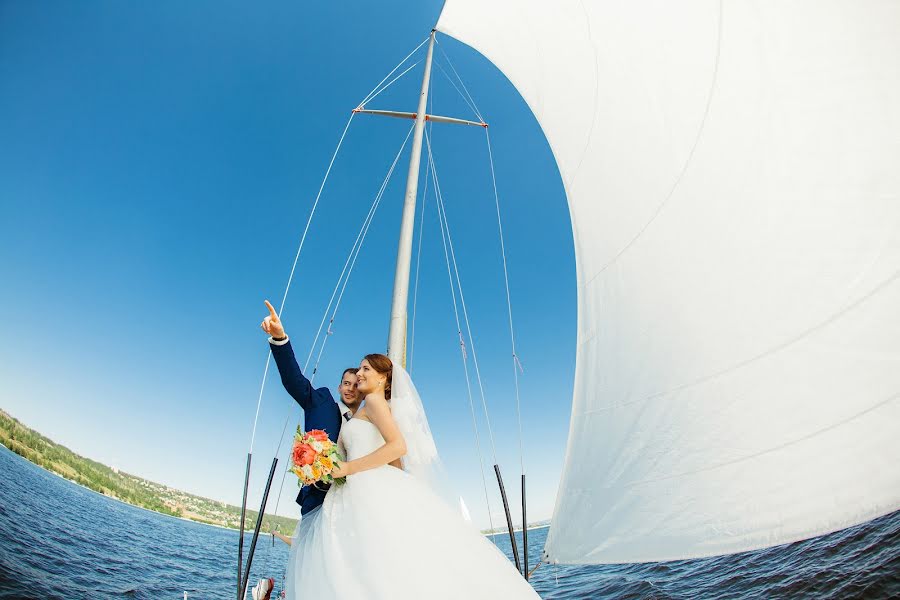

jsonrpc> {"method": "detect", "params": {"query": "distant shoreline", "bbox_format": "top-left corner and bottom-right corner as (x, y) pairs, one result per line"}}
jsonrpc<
(31, 455), (244, 533)
(0, 408), (299, 533)
(1, 443), (242, 531)
(1, 410), (552, 535)
(17, 444), (552, 537)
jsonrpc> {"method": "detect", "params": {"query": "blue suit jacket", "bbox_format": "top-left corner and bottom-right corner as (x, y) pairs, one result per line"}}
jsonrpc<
(269, 338), (346, 515)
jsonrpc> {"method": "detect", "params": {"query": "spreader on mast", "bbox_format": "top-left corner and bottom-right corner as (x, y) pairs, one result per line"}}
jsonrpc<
(361, 29), (526, 577)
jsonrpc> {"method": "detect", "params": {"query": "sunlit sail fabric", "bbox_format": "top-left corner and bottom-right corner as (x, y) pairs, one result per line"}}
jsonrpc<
(437, 0), (900, 564)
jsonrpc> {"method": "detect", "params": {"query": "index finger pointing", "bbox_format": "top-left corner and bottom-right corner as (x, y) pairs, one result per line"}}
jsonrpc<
(264, 300), (279, 319)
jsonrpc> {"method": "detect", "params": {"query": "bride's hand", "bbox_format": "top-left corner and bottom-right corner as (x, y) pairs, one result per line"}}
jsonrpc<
(260, 300), (286, 338)
(331, 461), (353, 479)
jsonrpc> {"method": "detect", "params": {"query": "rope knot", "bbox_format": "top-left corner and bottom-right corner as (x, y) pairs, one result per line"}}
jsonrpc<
(513, 354), (524, 374)
(457, 333), (468, 360)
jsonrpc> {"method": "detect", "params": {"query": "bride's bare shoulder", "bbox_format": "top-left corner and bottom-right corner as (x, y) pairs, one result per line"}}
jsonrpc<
(362, 395), (390, 413)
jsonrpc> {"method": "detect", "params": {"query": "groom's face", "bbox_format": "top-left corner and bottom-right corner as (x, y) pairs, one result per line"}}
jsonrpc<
(339, 371), (361, 406)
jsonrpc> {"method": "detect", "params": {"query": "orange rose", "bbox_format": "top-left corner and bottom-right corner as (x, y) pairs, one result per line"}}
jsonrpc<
(308, 429), (329, 442)
(292, 442), (316, 466)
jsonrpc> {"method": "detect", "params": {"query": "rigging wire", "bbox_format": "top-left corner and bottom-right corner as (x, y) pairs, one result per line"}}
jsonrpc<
(433, 60), (482, 124)
(240, 110), (359, 591)
(426, 131), (498, 463)
(358, 36), (431, 108)
(408, 76), (435, 374)
(425, 47), (531, 565)
(247, 37), (530, 578)
(249, 36), (430, 455)
(360, 60), (422, 108)
(433, 49), (525, 452)
(435, 39), (485, 123)
(308, 124), (416, 379)
(256, 127), (413, 580)
(302, 123), (416, 373)
(265, 123), (417, 532)
(247, 112), (356, 454)
(424, 130), (497, 537)
(442, 46), (530, 573)
(430, 48), (528, 467)
(485, 127), (526, 475)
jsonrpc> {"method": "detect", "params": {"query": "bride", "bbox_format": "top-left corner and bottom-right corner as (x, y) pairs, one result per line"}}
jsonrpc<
(284, 352), (540, 599)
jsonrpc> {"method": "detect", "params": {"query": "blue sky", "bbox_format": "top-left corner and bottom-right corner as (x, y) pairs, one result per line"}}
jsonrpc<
(0, 0), (575, 528)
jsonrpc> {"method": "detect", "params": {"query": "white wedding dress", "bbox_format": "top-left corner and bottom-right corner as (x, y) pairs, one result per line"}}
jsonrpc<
(284, 415), (541, 599)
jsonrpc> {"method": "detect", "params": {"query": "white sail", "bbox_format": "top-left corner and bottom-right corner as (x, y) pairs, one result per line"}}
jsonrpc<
(460, 497), (472, 523)
(437, 0), (900, 564)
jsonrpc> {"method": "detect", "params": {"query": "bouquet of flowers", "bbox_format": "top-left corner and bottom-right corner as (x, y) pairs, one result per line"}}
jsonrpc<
(290, 427), (346, 487)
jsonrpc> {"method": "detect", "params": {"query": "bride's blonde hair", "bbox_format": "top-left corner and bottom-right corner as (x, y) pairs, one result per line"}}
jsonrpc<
(363, 353), (392, 400)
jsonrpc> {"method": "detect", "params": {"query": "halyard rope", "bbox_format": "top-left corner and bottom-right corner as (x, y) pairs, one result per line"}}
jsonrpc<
(260, 124), (415, 579)
(425, 129), (497, 536)
(358, 36), (431, 108)
(266, 124), (416, 528)
(248, 112), (355, 454)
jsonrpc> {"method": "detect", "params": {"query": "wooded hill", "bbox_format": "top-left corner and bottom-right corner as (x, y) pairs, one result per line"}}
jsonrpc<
(0, 408), (297, 534)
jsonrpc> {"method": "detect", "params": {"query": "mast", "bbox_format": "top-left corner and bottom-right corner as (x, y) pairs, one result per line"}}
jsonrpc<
(386, 30), (436, 366)
(356, 29), (530, 577)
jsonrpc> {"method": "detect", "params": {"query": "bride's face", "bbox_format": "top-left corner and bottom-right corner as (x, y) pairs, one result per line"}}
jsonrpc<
(356, 359), (386, 395)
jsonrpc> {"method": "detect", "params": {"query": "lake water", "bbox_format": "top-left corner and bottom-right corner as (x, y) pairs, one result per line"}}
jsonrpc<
(1, 445), (897, 598)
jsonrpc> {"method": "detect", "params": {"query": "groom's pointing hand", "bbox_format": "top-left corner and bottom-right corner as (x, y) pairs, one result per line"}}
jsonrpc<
(261, 300), (286, 339)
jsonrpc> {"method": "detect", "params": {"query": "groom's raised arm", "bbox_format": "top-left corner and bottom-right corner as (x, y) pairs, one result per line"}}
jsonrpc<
(268, 336), (314, 411)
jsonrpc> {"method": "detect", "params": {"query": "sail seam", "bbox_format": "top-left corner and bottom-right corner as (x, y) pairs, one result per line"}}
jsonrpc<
(568, 0), (601, 184)
(575, 391), (898, 490)
(582, 268), (900, 414)
(582, 0), (725, 288)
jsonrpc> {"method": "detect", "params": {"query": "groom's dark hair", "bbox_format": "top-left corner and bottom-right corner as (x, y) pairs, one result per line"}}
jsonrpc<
(341, 367), (359, 380)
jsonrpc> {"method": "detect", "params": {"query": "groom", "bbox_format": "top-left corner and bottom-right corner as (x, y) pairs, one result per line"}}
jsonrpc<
(260, 300), (362, 515)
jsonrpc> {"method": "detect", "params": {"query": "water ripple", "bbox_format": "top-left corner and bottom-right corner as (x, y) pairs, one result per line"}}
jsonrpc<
(2, 445), (898, 598)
